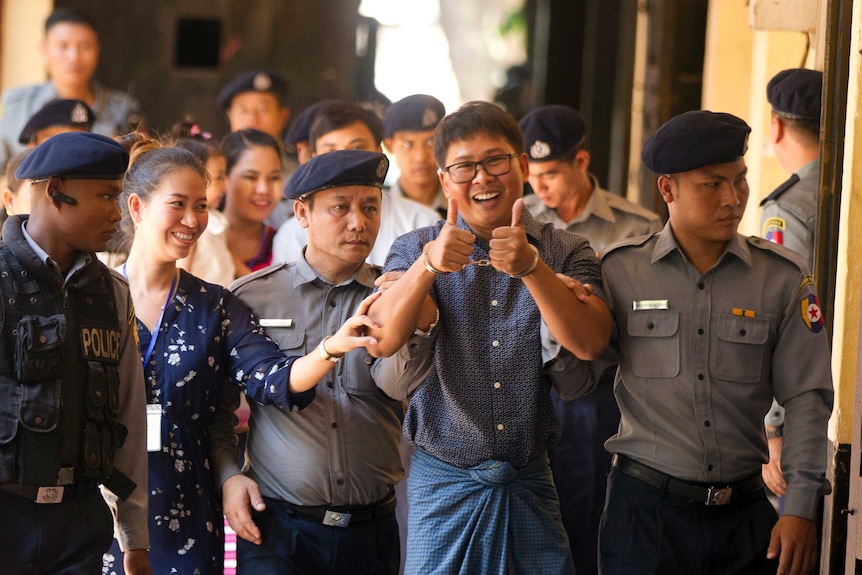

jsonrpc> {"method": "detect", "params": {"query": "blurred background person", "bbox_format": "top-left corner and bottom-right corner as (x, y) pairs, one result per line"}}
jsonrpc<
(221, 128), (284, 277)
(0, 7), (141, 173)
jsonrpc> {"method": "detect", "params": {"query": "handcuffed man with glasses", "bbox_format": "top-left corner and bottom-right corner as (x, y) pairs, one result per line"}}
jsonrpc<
(362, 100), (611, 574)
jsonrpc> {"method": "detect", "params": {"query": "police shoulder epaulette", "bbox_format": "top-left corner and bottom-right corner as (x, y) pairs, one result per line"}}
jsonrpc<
(746, 236), (807, 271)
(759, 173), (801, 207)
(230, 261), (290, 291)
(599, 232), (656, 259)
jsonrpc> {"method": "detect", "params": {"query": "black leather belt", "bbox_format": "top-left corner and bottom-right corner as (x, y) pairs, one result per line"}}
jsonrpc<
(613, 454), (764, 506)
(0, 479), (98, 504)
(286, 489), (397, 528)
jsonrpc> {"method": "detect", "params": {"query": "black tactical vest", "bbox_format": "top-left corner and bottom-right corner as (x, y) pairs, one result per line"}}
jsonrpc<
(0, 242), (124, 489)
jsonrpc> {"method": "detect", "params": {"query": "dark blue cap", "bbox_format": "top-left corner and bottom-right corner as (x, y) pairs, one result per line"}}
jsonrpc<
(519, 105), (587, 161)
(383, 94), (445, 139)
(284, 100), (340, 145)
(641, 110), (751, 174)
(767, 68), (822, 122)
(284, 149), (389, 200)
(216, 70), (290, 110)
(15, 132), (129, 180)
(18, 99), (95, 145)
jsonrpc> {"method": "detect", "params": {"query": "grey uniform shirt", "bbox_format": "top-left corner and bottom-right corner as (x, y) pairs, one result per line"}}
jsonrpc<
(225, 256), (404, 507)
(600, 224), (833, 520)
(0, 81), (141, 172)
(525, 179), (662, 380)
(524, 178), (663, 252)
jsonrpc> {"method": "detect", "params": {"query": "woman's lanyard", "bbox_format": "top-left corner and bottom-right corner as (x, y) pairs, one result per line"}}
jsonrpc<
(123, 263), (179, 367)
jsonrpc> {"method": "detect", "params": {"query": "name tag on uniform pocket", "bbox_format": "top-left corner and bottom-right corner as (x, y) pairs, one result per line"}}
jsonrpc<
(146, 404), (162, 452)
(259, 319), (294, 328)
(633, 300), (668, 310)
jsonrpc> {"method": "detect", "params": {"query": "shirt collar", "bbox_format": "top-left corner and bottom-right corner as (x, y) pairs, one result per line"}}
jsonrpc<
(293, 247), (377, 289)
(21, 220), (90, 279)
(651, 222), (751, 269)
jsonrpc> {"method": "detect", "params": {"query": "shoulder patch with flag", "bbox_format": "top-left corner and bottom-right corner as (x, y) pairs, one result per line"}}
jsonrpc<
(762, 217), (786, 245)
(800, 294), (824, 333)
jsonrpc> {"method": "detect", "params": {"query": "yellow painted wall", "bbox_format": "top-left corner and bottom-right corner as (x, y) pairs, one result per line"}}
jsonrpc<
(0, 0), (52, 92)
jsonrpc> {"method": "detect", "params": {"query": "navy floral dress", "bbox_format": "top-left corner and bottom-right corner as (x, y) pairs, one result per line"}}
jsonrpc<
(103, 270), (297, 575)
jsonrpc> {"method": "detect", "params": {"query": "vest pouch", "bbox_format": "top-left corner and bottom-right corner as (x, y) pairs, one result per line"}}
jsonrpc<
(81, 420), (103, 478)
(15, 314), (66, 384)
(19, 379), (61, 432)
(86, 361), (108, 422)
(0, 379), (23, 484)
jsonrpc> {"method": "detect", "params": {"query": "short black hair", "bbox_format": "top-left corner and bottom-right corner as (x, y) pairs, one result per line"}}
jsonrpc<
(309, 102), (384, 152)
(45, 8), (98, 36)
(433, 101), (523, 168)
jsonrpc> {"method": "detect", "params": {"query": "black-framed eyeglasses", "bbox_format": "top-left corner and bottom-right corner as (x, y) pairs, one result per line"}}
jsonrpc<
(442, 153), (518, 184)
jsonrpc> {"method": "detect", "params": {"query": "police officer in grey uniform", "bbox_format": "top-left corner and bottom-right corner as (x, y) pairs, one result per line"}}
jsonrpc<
(519, 104), (662, 575)
(217, 150), (411, 575)
(0, 132), (150, 574)
(598, 110), (832, 575)
(759, 69), (823, 497)
(0, 8), (140, 174)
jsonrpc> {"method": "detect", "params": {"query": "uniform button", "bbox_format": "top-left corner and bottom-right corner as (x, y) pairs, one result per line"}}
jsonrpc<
(739, 329), (747, 336)
(697, 373), (704, 381)
(491, 300), (498, 307)
(707, 464), (714, 471)
(697, 328), (704, 335)
(331, 422), (338, 429)
(34, 416), (42, 425)
(704, 420), (711, 427)
(38, 336), (47, 344)
(647, 322), (654, 330)
(698, 283), (705, 290)
(492, 340), (499, 347)
(327, 382), (334, 388)
(493, 382), (501, 389)
(337, 478), (344, 485)
(329, 300), (337, 308)
(497, 423), (504, 430)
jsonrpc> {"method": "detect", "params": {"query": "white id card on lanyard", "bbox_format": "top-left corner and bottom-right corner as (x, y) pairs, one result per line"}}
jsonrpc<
(146, 404), (162, 452)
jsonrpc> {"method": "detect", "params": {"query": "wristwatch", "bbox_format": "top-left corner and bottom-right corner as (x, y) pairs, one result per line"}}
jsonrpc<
(318, 336), (343, 363)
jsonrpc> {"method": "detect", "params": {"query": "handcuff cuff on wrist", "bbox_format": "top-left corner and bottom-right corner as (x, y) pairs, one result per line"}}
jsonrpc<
(421, 242), (540, 278)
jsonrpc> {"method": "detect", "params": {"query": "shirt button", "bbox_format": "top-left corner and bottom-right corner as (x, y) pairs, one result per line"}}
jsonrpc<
(698, 283), (705, 290)
(329, 300), (337, 308)
(491, 300), (498, 307)
(697, 373), (704, 381)
(493, 382), (501, 389)
(327, 382), (334, 388)
(492, 340), (499, 347)
(707, 464), (714, 471)
(704, 420), (711, 427)
(331, 422), (338, 429)
(697, 328), (704, 335)
(337, 478), (344, 485)
(497, 423), (504, 431)
(34, 416), (42, 425)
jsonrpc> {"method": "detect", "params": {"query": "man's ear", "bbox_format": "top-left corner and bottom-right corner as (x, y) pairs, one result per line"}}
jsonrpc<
(294, 198), (311, 229)
(46, 177), (77, 206)
(657, 175), (675, 205)
(573, 150), (591, 173)
(770, 115), (785, 145)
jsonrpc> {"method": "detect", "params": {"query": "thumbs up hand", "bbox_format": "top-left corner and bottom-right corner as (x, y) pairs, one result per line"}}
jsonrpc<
(489, 198), (539, 277)
(422, 197), (476, 273)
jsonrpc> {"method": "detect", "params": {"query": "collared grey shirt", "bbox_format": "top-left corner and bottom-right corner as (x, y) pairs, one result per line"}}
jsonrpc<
(0, 80), (140, 172)
(524, 177), (662, 252)
(759, 159), (820, 270)
(600, 224), (833, 520)
(226, 255), (404, 507)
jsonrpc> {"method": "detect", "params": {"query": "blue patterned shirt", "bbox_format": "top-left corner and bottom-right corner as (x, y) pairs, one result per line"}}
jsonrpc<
(383, 209), (604, 469)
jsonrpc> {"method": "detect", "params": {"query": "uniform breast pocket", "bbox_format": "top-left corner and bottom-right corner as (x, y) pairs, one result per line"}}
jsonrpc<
(626, 310), (680, 378)
(712, 315), (769, 384)
(267, 327), (306, 357)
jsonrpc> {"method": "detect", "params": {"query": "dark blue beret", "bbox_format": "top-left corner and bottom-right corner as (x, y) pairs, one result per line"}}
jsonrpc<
(216, 70), (289, 110)
(15, 132), (129, 180)
(383, 94), (445, 139)
(767, 68), (822, 122)
(519, 105), (587, 161)
(18, 99), (95, 145)
(284, 149), (389, 200)
(641, 110), (751, 174)
(284, 100), (340, 145)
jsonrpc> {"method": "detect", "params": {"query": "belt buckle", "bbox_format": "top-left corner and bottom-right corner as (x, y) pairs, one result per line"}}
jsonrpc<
(322, 510), (351, 528)
(36, 486), (65, 504)
(705, 486), (732, 506)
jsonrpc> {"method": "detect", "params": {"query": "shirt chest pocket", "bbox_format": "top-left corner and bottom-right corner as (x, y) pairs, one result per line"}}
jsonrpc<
(626, 310), (680, 378)
(711, 315), (770, 384)
(266, 327), (307, 356)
